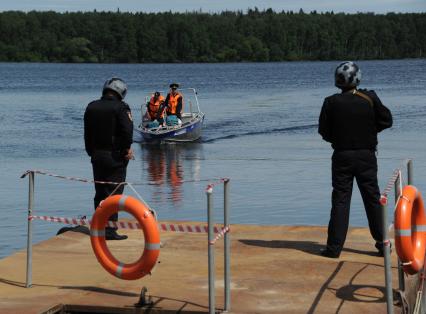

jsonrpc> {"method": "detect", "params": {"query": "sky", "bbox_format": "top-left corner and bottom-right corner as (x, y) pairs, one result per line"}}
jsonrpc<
(0, 0), (424, 14)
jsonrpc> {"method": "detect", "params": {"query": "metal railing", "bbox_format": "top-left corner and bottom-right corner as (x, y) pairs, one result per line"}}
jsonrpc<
(22, 169), (231, 313)
(206, 179), (231, 313)
(381, 159), (414, 314)
(25, 171), (35, 288)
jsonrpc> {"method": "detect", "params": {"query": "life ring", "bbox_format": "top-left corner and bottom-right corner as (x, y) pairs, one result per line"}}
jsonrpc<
(394, 185), (426, 275)
(90, 195), (160, 280)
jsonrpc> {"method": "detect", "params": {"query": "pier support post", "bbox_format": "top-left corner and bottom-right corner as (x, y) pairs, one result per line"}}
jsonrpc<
(207, 187), (215, 314)
(26, 171), (34, 288)
(224, 179), (231, 312)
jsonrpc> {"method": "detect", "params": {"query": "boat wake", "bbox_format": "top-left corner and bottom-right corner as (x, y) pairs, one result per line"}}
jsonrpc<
(202, 123), (317, 143)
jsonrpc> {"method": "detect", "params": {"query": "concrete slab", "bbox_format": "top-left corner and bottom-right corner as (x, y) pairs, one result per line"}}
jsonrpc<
(0, 223), (403, 313)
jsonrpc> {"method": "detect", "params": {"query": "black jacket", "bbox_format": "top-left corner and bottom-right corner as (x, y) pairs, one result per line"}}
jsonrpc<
(84, 94), (133, 157)
(318, 89), (392, 150)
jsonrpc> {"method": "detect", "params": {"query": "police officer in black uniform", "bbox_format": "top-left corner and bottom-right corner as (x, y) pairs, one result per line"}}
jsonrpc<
(318, 61), (393, 258)
(84, 77), (134, 240)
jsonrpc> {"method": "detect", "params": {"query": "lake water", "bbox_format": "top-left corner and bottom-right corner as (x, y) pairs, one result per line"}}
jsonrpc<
(1, 59), (426, 259)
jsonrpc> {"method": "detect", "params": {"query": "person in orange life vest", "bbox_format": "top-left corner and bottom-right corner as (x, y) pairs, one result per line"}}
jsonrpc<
(146, 91), (165, 125)
(164, 83), (183, 122)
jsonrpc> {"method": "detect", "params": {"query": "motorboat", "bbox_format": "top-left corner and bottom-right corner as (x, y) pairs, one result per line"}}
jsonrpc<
(137, 88), (204, 143)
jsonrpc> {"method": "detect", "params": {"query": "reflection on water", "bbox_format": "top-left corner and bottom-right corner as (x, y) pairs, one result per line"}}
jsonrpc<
(141, 143), (203, 206)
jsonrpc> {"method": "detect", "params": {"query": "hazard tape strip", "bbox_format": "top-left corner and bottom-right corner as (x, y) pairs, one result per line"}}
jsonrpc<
(29, 215), (223, 234)
(159, 223), (219, 233)
(381, 169), (400, 198)
(209, 225), (230, 245)
(21, 169), (228, 187)
(21, 170), (125, 185)
(205, 178), (229, 192)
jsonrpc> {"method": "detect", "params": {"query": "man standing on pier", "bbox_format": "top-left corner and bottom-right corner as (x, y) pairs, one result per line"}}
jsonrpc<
(318, 61), (393, 258)
(84, 77), (134, 240)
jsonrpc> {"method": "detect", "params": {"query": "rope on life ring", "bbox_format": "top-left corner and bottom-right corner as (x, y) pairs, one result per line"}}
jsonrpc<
(394, 185), (426, 275)
(90, 195), (160, 280)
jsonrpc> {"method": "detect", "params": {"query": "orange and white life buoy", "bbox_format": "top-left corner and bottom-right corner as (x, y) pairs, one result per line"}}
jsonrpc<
(394, 185), (426, 275)
(90, 195), (160, 280)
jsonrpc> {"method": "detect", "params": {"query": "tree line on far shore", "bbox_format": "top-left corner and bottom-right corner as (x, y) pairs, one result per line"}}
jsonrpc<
(0, 9), (424, 63)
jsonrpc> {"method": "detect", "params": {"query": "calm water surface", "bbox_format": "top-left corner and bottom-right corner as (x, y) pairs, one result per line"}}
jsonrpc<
(1, 60), (426, 258)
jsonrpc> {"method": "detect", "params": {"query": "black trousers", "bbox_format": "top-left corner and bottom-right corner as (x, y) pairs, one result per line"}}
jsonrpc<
(327, 149), (383, 254)
(91, 150), (128, 222)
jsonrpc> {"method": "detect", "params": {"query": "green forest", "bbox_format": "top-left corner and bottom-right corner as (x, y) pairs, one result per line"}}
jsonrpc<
(0, 9), (424, 63)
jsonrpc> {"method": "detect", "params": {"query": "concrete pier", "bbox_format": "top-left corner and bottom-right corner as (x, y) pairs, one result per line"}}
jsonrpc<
(0, 223), (401, 313)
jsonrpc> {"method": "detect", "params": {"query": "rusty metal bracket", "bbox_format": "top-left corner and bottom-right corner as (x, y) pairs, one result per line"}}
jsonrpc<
(135, 286), (153, 308)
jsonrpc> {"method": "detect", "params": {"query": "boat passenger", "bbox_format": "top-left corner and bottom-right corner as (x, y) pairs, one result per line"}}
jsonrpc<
(164, 83), (183, 125)
(146, 91), (165, 125)
(84, 77), (134, 241)
(318, 61), (393, 258)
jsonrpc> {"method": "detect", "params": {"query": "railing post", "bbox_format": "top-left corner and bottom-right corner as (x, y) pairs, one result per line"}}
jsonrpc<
(207, 186), (215, 314)
(406, 159), (426, 311)
(394, 174), (405, 293)
(224, 179), (231, 312)
(394, 173), (401, 203)
(407, 160), (413, 185)
(381, 197), (394, 314)
(26, 171), (34, 288)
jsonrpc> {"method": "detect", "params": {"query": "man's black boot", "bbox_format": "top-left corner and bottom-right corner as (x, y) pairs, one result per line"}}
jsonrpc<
(320, 248), (340, 258)
(375, 241), (392, 257)
(105, 227), (128, 240)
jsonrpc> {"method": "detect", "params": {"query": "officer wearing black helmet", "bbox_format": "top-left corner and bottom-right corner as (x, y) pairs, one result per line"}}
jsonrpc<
(84, 77), (134, 240)
(318, 62), (393, 258)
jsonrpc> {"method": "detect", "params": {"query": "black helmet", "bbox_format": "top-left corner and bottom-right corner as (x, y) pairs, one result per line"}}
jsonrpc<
(334, 61), (361, 89)
(103, 77), (127, 99)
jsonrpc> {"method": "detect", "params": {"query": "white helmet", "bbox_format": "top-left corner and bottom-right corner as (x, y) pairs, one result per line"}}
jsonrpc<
(334, 61), (361, 89)
(103, 77), (127, 99)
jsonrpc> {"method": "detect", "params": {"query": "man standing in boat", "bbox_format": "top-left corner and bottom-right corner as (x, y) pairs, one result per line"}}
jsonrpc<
(164, 83), (183, 125)
(318, 61), (393, 258)
(84, 77), (134, 240)
(146, 91), (166, 126)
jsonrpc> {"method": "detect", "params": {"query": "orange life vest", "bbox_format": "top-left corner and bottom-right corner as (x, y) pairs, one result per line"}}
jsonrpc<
(147, 95), (165, 120)
(166, 92), (183, 115)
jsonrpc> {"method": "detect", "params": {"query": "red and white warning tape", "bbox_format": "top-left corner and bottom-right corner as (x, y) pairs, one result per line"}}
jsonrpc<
(22, 170), (231, 238)
(159, 223), (219, 233)
(29, 215), (91, 226)
(381, 159), (411, 199)
(381, 169), (400, 198)
(206, 178), (229, 192)
(209, 225), (231, 245)
(22, 170), (126, 185)
(21, 169), (227, 187)
(29, 215), (226, 234)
